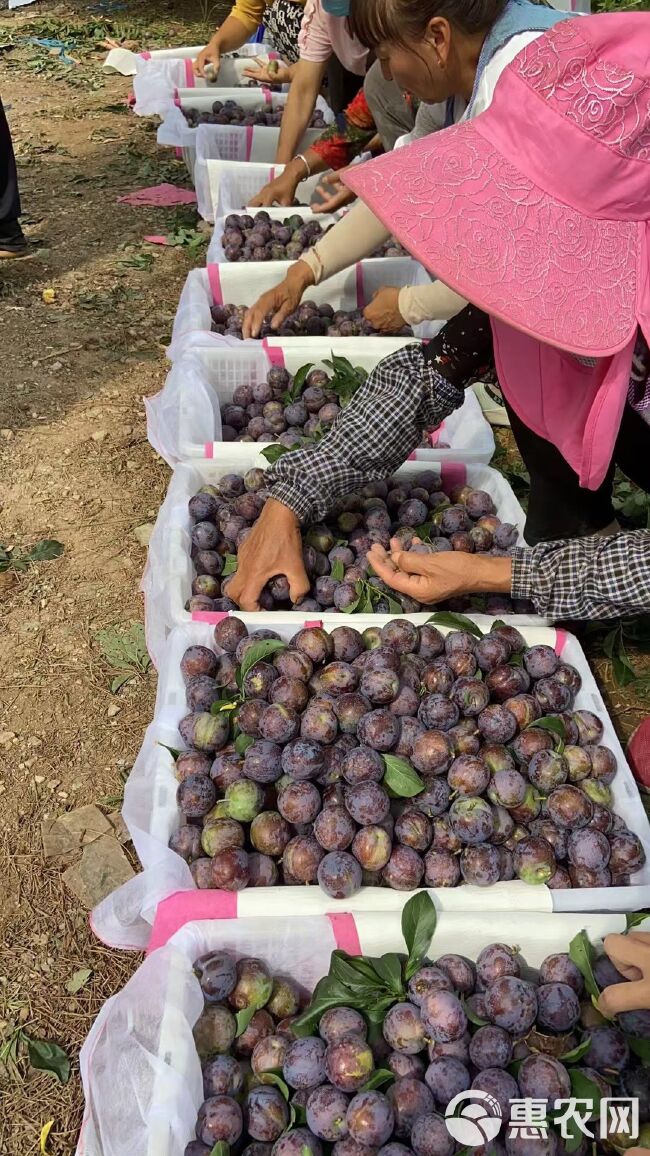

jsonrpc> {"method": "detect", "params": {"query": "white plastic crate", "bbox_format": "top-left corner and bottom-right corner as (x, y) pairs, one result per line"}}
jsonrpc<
(206, 157), (325, 222)
(78, 907), (631, 1155)
(158, 90), (332, 196)
(130, 44), (273, 115)
(208, 204), (342, 263)
(146, 339), (495, 466)
(90, 612), (650, 951)
(141, 456), (527, 665)
(168, 261), (439, 359)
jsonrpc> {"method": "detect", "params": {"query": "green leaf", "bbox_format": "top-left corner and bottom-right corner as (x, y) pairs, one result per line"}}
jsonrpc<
(234, 733), (254, 755)
(290, 362), (314, 400)
(401, 892), (437, 981)
(261, 443), (293, 464)
(261, 1070), (291, 1098)
(222, 554), (238, 577)
(559, 1038), (592, 1063)
(27, 1038), (71, 1084)
(65, 967), (92, 994)
(235, 1005), (258, 1036)
(24, 539), (65, 563)
(425, 612), (483, 638)
(359, 1069), (394, 1092)
(627, 1035), (650, 1064)
(331, 559), (345, 582)
(382, 755), (425, 798)
(463, 999), (490, 1027)
(365, 995), (399, 1024)
(330, 951), (385, 995)
(569, 1067), (603, 1108)
(527, 715), (567, 752)
(384, 594), (404, 615)
(292, 975), (364, 1036)
(239, 639), (287, 682)
(508, 1058), (523, 1078)
(110, 672), (133, 693)
(96, 622), (151, 677)
(209, 1144), (230, 1156)
(341, 592), (361, 615)
(508, 651), (524, 668)
(158, 742), (182, 761)
(210, 698), (240, 715)
(289, 1102), (307, 1127)
(626, 912), (650, 931)
(371, 953), (404, 996)
(569, 930), (600, 1001)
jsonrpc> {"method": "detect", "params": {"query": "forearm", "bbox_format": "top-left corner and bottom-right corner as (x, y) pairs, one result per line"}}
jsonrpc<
(275, 65), (324, 163)
(511, 530), (650, 621)
(300, 200), (391, 284)
(268, 345), (464, 522)
(398, 282), (468, 327)
(210, 13), (251, 51)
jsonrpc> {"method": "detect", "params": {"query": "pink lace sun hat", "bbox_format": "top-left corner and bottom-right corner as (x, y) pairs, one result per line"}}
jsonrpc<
(344, 14), (650, 358)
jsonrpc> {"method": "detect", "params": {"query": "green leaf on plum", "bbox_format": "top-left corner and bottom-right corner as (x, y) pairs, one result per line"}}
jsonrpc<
(568, 930), (600, 1000)
(209, 1143), (230, 1156)
(382, 755), (425, 798)
(289, 1102), (307, 1127)
(290, 362), (314, 400)
(158, 742), (182, 761)
(625, 912), (650, 931)
(239, 639), (287, 681)
(401, 892), (437, 981)
(568, 1067), (603, 1109)
(330, 951), (385, 995)
(508, 651), (524, 667)
(366, 995), (399, 1024)
(235, 1005), (258, 1037)
(384, 594), (404, 615)
(463, 999), (490, 1027)
(261, 444), (292, 465)
(210, 699), (240, 715)
(559, 1038), (592, 1064)
(359, 1069), (394, 1092)
(425, 612), (483, 638)
(331, 559), (345, 582)
(234, 733), (254, 755)
(222, 554), (238, 577)
(370, 953), (404, 996)
(526, 716), (567, 742)
(260, 1070), (291, 1099)
(626, 1035), (650, 1064)
(292, 975), (365, 1036)
(27, 1038), (71, 1084)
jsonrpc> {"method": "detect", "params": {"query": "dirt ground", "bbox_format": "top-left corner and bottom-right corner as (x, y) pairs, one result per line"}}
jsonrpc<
(0, 3), (647, 1154)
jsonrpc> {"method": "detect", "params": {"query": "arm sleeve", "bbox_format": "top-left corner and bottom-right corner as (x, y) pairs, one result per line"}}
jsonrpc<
(228, 0), (265, 35)
(299, 200), (391, 283)
(268, 344), (464, 521)
(398, 282), (468, 326)
(511, 530), (650, 620)
(297, 0), (333, 63)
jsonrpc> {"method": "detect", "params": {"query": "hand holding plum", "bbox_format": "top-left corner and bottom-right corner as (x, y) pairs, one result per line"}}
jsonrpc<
(243, 59), (293, 86)
(364, 287), (406, 334)
(368, 539), (513, 605)
(228, 498), (310, 610)
(599, 933), (650, 1017)
(243, 261), (315, 338)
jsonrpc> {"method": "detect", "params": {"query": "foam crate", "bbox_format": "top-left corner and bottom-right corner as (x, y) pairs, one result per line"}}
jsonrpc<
(142, 456), (527, 664)
(89, 611), (650, 951)
(131, 44), (274, 115)
(206, 157), (325, 223)
(146, 338), (494, 467)
(158, 90), (332, 195)
(168, 261), (439, 359)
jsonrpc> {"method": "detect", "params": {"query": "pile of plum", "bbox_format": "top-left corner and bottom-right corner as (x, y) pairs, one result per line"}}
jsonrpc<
(187, 469), (519, 615)
(211, 302), (412, 340)
(220, 210), (405, 263)
(184, 98), (327, 129)
(185, 914), (650, 1156)
(171, 616), (645, 896)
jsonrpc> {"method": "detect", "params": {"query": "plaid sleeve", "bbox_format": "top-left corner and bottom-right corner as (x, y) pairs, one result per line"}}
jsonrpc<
(268, 343), (464, 522)
(511, 530), (650, 620)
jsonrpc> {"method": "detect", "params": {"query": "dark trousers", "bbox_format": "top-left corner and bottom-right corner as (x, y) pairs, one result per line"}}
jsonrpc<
(424, 304), (650, 546)
(0, 97), (22, 245)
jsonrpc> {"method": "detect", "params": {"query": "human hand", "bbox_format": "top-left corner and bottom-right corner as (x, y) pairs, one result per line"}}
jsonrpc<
(227, 499), (310, 610)
(249, 171), (297, 208)
(243, 59), (292, 85)
(364, 287), (405, 334)
(194, 41), (220, 77)
(243, 260), (314, 338)
(599, 933), (650, 1017)
(313, 172), (356, 214)
(368, 539), (512, 604)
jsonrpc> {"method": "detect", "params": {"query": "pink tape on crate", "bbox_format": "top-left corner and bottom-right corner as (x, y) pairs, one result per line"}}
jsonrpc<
(192, 610), (230, 623)
(147, 891), (238, 954)
(245, 125), (254, 162)
(327, 913), (361, 956)
(139, 50), (152, 59)
(407, 452), (416, 461)
(262, 86), (272, 105)
(175, 147), (183, 159)
(174, 95), (181, 107)
(440, 463), (467, 492)
(429, 427), (441, 447)
(555, 629), (569, 657)
(304, 619), (323, 629)
(207, 263), (223, 305)
(204, 443), (214, 458)
(185, 57), (194, 86)
(262, 339), (285, 367)
(355, 263), (365, 310)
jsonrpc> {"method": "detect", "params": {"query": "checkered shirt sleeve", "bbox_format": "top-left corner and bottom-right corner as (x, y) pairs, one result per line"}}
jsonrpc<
(511, 530), (650, 620)
(268, 344), (464, 523)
